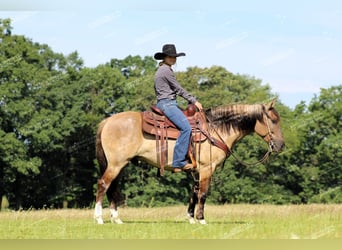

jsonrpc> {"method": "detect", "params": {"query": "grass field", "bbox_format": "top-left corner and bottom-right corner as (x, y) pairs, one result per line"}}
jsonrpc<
(0, 204), (341, 239)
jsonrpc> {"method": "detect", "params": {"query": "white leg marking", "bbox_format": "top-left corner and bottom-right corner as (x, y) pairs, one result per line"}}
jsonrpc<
(110, 208), (123, 224)
(94, 202), (104, 224)
(187, 213), (196, 224)
(199, 219), (207, 225)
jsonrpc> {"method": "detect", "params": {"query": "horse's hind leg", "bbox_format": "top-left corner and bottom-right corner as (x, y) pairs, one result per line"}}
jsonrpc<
(107, 171), (124, 224)
(94, 165), (124, 224)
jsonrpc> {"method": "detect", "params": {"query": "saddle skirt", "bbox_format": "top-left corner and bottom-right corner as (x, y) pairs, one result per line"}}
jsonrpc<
(142, 104), (207, 142)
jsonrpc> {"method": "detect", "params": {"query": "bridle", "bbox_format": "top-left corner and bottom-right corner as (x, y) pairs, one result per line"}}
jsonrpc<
(205, 109), (275, 167)
(260, 111), (276, 153)
(191, 109), (276, 182)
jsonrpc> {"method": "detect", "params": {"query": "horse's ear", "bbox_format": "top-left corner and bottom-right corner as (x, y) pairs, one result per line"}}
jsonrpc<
(266, 98), (277, 110)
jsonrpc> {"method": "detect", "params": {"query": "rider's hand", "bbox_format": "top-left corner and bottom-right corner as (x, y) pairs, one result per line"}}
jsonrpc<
(194, 101), (203, 111)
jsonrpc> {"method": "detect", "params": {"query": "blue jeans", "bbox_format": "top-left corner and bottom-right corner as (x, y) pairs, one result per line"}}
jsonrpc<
(156, 99), (191, 167)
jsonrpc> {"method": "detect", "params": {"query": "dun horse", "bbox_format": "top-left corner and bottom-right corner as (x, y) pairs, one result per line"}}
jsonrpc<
(94, 99), (285, 224)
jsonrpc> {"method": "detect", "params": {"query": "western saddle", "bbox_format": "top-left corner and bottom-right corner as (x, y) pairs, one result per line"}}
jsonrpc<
(141, 104), (228, 176)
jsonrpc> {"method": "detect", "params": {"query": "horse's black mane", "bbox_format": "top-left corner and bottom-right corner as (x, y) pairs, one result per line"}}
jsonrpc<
(205, 104), (265, 134)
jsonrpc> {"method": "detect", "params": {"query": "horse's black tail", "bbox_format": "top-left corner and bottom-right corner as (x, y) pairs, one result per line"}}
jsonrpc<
(96, 119), (108, 175)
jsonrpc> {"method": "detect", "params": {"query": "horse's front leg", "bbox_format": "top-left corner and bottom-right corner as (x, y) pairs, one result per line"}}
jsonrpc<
(187, 181), (199, 224)
(196, 167), (213, 225)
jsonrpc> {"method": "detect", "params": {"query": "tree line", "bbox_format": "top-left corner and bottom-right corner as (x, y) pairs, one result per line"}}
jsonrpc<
(0, 19), (341, 209)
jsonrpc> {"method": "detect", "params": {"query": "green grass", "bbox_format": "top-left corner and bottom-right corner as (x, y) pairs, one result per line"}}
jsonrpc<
(0, 204), (341, 239)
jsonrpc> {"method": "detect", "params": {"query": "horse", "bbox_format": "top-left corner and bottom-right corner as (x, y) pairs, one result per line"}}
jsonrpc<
(94, 99), (285, 224)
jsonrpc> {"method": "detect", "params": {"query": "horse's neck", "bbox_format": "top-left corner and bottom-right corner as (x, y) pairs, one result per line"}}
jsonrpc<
(218, 128), (250, 150)
(206, 103), (261, 150)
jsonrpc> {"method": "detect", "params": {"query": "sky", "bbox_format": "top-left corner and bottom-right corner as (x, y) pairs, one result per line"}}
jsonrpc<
(1, 0), (341, 109)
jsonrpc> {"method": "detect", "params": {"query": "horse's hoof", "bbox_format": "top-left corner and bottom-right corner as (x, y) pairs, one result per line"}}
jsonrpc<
(111, 217), (124, 224)
(187, 213), (196, 224)
(95, 217), (104, 224)
(199, 219), (207, 225)
(189, 218), (196, 224)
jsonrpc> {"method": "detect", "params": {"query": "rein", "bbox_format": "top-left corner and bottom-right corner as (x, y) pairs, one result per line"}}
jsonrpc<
(229, 144), (272, 167)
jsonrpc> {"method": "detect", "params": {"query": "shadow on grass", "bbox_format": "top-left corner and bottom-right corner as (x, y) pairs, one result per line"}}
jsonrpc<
(104, 220), (249, 225)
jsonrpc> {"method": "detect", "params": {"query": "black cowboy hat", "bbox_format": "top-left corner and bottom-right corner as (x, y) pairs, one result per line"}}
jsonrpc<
(154, 44), (186, 60)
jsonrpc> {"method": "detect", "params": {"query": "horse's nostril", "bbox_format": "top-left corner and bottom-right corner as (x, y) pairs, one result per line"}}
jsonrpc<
(279, 142), (285, 151)
(273, 140), (285, 152)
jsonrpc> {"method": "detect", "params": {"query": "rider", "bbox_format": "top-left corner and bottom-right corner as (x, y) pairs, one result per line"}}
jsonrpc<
(154, 44), (203, 171)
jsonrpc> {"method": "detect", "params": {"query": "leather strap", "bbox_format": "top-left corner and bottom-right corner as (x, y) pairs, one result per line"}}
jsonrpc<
(199, 128), (230, 156)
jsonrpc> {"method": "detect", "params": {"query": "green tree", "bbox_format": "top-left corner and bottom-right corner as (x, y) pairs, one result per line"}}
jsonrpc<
(2, 18), (341, 209)
(304, 86), (342, 203)
(0, 18), (12, 36)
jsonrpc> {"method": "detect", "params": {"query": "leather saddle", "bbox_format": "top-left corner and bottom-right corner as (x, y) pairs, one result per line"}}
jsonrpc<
(142, 104), (207, 141)
(141, 104), (208, 175)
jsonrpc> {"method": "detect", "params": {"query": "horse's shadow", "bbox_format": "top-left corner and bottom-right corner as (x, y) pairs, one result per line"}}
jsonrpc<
(105, 220), (248, 225)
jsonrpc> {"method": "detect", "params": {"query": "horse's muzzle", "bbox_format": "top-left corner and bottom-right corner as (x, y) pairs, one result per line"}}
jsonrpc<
(270, 139), (285, 153)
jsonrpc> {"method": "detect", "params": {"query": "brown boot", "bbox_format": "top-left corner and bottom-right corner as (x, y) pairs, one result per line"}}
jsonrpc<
(172, 163), (194, 173)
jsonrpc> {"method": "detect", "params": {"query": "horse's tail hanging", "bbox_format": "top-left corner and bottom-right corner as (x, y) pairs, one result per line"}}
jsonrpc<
(96, 119), (109, 175)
